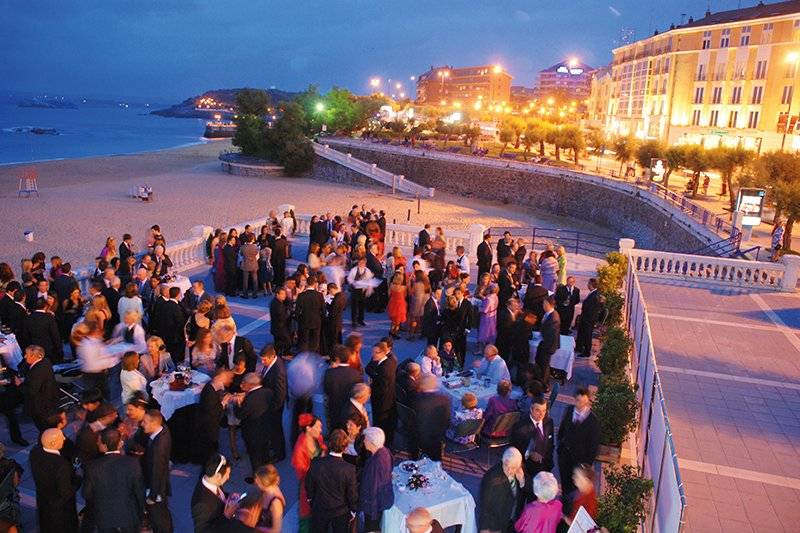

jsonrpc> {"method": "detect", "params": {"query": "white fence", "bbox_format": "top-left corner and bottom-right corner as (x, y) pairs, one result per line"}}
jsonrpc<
(314, 143), (435, 198)
(625, 256), (687, 532)
(621, 240), (800, 291)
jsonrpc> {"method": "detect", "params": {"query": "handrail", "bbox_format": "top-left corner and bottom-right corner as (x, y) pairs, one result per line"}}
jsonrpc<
(487, 226), (619, 259)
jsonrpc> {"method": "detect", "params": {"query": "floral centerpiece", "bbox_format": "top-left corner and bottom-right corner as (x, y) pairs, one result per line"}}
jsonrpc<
(406, 472), (431, 491)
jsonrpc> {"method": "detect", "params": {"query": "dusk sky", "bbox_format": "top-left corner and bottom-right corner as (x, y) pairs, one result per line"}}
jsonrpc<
(3, 0), (749, 101)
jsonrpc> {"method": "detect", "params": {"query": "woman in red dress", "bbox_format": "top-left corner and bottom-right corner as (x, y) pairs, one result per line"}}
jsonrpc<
(291, 414), (326, 533)
(386, 273), (408, 339)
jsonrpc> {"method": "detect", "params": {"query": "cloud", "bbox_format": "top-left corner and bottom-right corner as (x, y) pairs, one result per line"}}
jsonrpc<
(609, 5), (622, 17)
(514, 9), (531, 22)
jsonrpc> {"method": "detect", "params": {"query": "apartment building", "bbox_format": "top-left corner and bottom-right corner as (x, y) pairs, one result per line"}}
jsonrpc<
(415, 64), (512, 106)
(599, 0), (800, 152)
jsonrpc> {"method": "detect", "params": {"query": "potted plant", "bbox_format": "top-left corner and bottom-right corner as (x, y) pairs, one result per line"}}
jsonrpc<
(596, 464), (654, 533)
(593, 376), (638, 462)
(598, 327), (632, 380)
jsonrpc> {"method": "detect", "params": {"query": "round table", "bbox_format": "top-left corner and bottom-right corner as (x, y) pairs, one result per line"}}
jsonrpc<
(162, 275), (192, 296)
(150, 370), (210, 420)
(0, 334), (22, 371)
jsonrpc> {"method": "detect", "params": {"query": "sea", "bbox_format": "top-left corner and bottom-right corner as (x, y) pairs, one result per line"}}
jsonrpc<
(0, 101), (207, 165)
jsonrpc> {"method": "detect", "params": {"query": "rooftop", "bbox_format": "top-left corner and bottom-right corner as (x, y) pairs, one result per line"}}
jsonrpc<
(681, 0), (800, 29)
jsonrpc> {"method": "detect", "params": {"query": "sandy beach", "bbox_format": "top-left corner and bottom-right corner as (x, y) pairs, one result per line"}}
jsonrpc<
(0, 140), (619, 267)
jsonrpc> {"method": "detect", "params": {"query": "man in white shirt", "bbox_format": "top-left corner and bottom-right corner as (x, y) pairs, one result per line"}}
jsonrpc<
(454, 245), (471, 278)
(473, 344), (511, 383)
(418, 345), (443, 377)
(347, 258), (373, 327)
(77, 322), (119, 400)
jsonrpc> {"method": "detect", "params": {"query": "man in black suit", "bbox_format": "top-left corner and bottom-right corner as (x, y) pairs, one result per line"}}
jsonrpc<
(558, 387), (601, 496)
(576, 278), (602, 358)
(416, 224), (431, 255)
(453, 288), (473, 364)
(101, 274), (121, 327)
(269, 288), (291, 357)
(147, 285), (169, 337)
(498, 263), (519, 306)
(214, 325), (257, 372)
(52, 263), (79, 304)
(477, 232), (493, 278)
(22, 297), (63, 363)
(83, 428), (145, 533)
(119, 233), (135, 264)
(365, 342), (397, 447)
(222, 235), (238, 296)
(496, 231), (514, 267)
(17, 345), (59, 431)
(412, 375), (451, 460)
(396, 362), (421, 404)
(4, 288), (27, 337)
(295, 280), (325, 353)
(510, 396), (554, 496)
(323, 345), (363, 425)
(421, 288), (442, 348)
(26, 278), (52, 311)
(271, 229), (289, 287)
(195, 369), (233, 466)
(235, 373), (271, 475)
(335, 383), (370, 431)
(181, 279), (212, 314)
(324, 283), (347, 355)
(161, 286), (187, 363)
(30, 428), (81, 533)
(75, 402), (118, 465)
(523, 274), (549, 324)
(305, 429), (358, 533)
(478, 447), (525, 533)
(555, 276), (580, 335)
(535, 296), (561, 388)
(309, 215), (330, 250)
(0, 281), (20, 324)
(496, 298), (519, 363)
(191, 453), (234, 533)
(257, 345), (287, 462)
(142, 409), (173, 533)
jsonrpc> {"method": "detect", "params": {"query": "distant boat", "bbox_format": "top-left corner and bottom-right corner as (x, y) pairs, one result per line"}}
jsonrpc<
(18, 97), (77, 110)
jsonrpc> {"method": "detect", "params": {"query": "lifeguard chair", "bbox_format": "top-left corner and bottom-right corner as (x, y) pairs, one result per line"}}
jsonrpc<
(18, 168), (39, 198)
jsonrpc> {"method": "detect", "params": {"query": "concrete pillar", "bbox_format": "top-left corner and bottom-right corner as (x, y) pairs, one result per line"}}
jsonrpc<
(780, 254), (800, 292)
(468, 224), (487, 256)
(619, 238), (636, 254)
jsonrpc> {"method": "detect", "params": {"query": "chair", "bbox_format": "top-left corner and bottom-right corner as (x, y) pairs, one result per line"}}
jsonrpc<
(17, 168), (39, 198)
(480, 410), (520, 463)
(445, 417), (485, 454)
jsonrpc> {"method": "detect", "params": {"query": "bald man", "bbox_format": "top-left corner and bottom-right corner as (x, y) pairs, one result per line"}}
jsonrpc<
(30, 428), (81, 533)
(406, 507), (445, 533)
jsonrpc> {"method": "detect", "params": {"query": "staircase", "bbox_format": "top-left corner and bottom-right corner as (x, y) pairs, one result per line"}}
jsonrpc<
(691, 228), (742, 258)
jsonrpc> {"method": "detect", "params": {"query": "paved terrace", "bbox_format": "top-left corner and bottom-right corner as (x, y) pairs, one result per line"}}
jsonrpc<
(639, 278), (800, 532)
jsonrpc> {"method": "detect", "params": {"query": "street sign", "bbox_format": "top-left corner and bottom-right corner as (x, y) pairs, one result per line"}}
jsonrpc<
(735, 187), (766, 226)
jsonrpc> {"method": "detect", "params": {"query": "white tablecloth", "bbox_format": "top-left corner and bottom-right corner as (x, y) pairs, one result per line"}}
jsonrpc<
(162, 275), (192, 295)
(0, 334), (22, 371)
(150, 370), (210, 419)
(441, 375), (521, 410)
(529, 334), (576, 380)
(382, 459), (477, 533)
(106, 342), (139, 357)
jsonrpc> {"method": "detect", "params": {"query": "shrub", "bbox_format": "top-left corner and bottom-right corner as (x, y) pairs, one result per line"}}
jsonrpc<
(601, 290), (625, 328)
(594, 376), (638, 446)
(280, 136), (315, 176)
(597, 465), (654, 533)
(598, 326), (632, 379)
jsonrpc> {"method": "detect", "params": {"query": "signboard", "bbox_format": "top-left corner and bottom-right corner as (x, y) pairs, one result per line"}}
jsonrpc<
(736, 187), (766, 226)
(567, 506), (599, 533)
(650, 158), (667, 182)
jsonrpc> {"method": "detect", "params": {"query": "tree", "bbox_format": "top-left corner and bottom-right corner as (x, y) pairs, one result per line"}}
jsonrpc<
(587, 129), (607, 157)
(634, 140), (666, 171)
(559, 125), (585, 164)
(613, 136), (638, 176)
(235, 88), (270, 116)
(663, 145), (687, 189)
(683, 144), (710, 195)
(546, 127), (563, 160)
(524, 120), (550, 157)
(436, 120), (453, 146)
(280, 136), (316, 175)
(232, 89), (271, 157)
(262, 101), (315, 175)
(750, 152), (800, 249)
(708, 146), (754, 211)
(498, 128), (514, 155)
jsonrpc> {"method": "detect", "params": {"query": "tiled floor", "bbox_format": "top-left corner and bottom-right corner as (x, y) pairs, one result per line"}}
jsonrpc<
(640, 279), (800, 532)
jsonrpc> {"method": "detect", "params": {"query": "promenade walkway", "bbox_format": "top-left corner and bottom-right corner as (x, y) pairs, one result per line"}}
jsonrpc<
(639, 278), (800, 532)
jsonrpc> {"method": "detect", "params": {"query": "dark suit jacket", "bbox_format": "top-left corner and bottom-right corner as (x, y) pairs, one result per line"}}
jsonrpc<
(537, 312), (561, 358)
(83, 452), (144, 529)
(477, 241), (493, 270)
(418, 229), (431, 250)
(75, 423), (102, 465)
(153, 255), (173, 278)
(271, 238), (288, 265)
(421, 296), (441, 340)
(581, 290), (603, 326)
(295, 289), (324, 330)
(365, 356), (397, 417)
(182, 289), (212, 314)
(496, 239), (513, 262)
(323, 366), (363, 422)
(366, 253), (383, 279)
(555, 285), (580, 311)
(478, 462), (521, 533)
(101, 286), (121, 323)
(510, 415), (555, 473)
(158, 300), (186, 344)
(498, 270), (518, 304)
(119, 242), (135, 264)
(305, 454), (358, 517)
(336, 399), (369, 431)
(222, 245), (237, 273)
(53, 274), (78, 304)
(4, 300), (27, 337)
(260, 357), (288, 413)
(523, 284), (548, 319)
(558, 406), (601, 466)
(310, 220), (330, 246)
(456, 299), (474, 332)
(22, 358), (59, 424)
(326, 292), (347, 331)
(198, 383), (224, 442)
(235, 386), (270, 450)
(144, 426), (172, 500)
(215, 336), (257, 373)
(269, 297), (291, 341)
(413, 391), (451, 450)
(30, 445), (81, 533)
(191, 478), (226, 533)
(0, 294), (14, 325)
(22, 311), (63, 361)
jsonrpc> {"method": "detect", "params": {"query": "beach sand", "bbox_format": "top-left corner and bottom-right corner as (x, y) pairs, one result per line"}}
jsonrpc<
(0, 140), (618, 267)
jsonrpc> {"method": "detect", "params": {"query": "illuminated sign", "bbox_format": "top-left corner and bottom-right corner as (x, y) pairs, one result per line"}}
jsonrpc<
(650, 158), (666, 182)
(557, 66), (569, 73)
(569, 68), (584, 75)
(735, 188), (766, 226)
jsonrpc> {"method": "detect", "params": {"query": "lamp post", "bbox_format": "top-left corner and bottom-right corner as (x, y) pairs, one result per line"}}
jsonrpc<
(781, 52), (800, 152)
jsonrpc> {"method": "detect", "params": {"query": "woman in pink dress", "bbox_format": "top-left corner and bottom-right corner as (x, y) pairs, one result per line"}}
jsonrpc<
(478, 284), (499, 348)
(515, 472), (562, 533)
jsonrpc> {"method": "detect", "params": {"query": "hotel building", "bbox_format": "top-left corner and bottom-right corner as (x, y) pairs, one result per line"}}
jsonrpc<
(597, 0), (800, 152)
(415, 64), (512, 107)
(537, 60), (595, 99)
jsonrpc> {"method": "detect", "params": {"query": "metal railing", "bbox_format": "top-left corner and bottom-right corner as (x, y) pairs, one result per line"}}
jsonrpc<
(625, 259), (688, 532)
(645, 182), (735, 237)
(487, 226), (619, 259)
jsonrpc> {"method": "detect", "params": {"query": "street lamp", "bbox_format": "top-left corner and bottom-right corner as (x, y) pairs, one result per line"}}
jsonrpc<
(493, 64), (502, 74)
(782, 52), (800, 151)
(370, 77), (381, 89)
(315, 102), (325, 112)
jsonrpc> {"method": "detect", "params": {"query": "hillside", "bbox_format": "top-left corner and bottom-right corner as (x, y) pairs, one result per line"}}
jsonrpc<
(151, 87), (298, 118)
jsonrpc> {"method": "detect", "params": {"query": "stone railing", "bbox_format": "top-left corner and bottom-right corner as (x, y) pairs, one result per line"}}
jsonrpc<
(620, 239), (800, 291)
(314, 143), (435, 198)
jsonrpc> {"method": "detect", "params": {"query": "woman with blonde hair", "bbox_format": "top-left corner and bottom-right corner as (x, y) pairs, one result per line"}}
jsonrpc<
(100, 237), (117, 262)
(185, 299), (212, 344)
(210, 304), (237, 335)
(446, 392), (483, 445)
(254, 464), (285, 532)
(407, 270), (430, 339)
(89, 294), (113, 338)
(120, 351), (148, 404)
(386, 273), (408, 339)
(556, 246), (568, 286)
(139, 336), (175, 381)
(190, 328), (216, 375)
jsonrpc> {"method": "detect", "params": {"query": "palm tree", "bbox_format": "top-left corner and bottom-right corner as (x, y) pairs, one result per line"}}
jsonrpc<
(498, 128), (514, 156)
(524, 121), (549, 159)
(546, 127), (563, 160)
(683, 145), (710, 196)
(708, 146), (754, 211)
(560, 125), (586, 165)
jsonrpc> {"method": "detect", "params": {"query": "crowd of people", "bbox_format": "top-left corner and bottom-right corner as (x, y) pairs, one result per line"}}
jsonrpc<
(0, 203), (607, 533)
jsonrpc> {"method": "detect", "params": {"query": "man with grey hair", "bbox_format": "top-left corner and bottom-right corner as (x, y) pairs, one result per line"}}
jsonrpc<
(412, 375), (450, 460)
(234, 372), (270, 476)
(336, 382), (371, 430)
(478, 447), (525, 533)
(17, 344), (59, 432)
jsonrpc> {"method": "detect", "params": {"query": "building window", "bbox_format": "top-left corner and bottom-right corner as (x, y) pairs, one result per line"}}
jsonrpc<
(783, 85), (794, 105)
(728, 110), (739, 128)
(702, 30), (711, 49)
(694, 87), (705, 104)
(696, 64), (706, 81)
(731, 86), (742, 104)
(740, 33), (750, 46)
(720, 28), (730, 48)
(755, 60), (768, 79)
(751, 85), (763, 104)
(712, 86), (723, 104)
(714, 63), (726, 81)
(692, 109), (702, 126)
(762, 23), (773, 44)
(747, 110), (759, 129)
(710, 110), (720, 127)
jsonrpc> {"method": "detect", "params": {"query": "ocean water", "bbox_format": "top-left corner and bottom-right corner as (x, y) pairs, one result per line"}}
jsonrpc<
(0, 102), (206, 165)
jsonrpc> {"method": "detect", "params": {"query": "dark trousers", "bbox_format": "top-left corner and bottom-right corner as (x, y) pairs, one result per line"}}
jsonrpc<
(146, 499), (173, 533)
(246, 438), (269, 474)
(534, 347), (553, 387)
(311, 512), (351, 533)
(575, 319), (595, 356)
(558, 454), (578, 497)
(374, 409), (396, 449)
(454, 332), (467, 366)
(224, 270), (237, 296)
(419, 440), (443, 461)
(351, 289), (366, 325)
(299, 327), (321, 353)
(557, 306), (575, 336)
(267, 411), (286, 461)
(83, 370), (109, 400)
(242, 270), (258, 295)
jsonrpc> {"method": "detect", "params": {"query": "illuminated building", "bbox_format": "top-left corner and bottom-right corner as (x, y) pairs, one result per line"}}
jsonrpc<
(415, 64), (512, 106)
(536, 59), (595, 98)
(600, 0), (800, 152)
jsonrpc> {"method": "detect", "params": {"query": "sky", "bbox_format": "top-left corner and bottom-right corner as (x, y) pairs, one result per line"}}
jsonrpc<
(2, 0), (750, 101)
